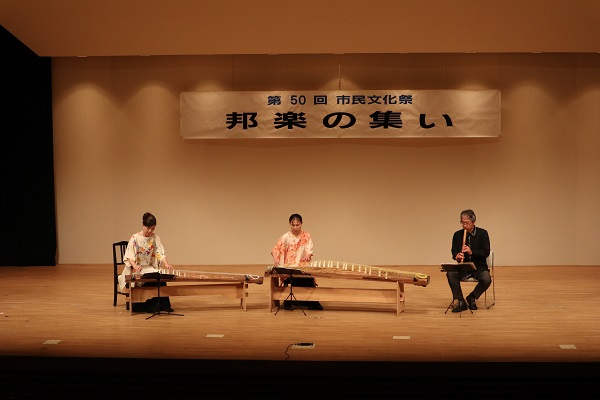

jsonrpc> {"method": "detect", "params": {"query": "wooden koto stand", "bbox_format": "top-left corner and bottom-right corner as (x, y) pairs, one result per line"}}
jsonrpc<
(265, 262), (430, 316)
(125, 271), (258, 314)
(268, 275), (406, 316)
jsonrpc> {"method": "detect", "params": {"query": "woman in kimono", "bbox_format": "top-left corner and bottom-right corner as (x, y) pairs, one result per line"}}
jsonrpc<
(118, 212), (175, 313)
(271, 213), (322, 310)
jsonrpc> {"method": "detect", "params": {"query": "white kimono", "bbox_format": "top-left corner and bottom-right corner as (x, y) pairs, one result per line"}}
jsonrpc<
(118, 232), (167, 291)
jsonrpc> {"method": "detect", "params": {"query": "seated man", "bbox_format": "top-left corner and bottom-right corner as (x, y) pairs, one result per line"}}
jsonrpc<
(446, 209), (492, 313)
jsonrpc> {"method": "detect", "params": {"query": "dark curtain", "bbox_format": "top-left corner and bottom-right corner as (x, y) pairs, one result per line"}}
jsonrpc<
(0, 25), (56, 266)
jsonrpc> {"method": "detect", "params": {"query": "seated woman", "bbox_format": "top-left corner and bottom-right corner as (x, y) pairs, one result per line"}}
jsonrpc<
(118, 212), (175, 313)
(271, 213), (323, 310)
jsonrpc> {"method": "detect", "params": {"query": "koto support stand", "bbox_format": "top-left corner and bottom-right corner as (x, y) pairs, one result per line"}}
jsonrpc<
(273, 267), (306, 316)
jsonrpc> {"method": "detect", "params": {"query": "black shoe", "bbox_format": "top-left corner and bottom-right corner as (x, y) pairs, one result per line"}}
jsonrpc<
(466, 295), (478, 310)
(452, 300), (468, 313)
(308, 302), (323, 310)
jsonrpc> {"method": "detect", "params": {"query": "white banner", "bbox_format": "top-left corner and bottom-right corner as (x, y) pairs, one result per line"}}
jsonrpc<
(180, 90), (500, 139)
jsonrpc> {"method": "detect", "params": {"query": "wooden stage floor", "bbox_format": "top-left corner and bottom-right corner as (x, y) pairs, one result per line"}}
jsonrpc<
(1, 264), (599, 398)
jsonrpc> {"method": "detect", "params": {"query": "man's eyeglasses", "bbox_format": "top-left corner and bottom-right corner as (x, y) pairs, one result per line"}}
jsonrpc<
(460, 221), (473, 226)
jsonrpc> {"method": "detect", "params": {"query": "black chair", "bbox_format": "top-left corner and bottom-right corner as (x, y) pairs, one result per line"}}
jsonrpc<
(113, 240), (130, 309)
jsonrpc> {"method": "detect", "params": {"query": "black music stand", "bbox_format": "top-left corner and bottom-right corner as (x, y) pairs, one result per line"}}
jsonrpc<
(141, 272), (183, 320)
(441, 262), (476, 315)
(273, 267), (307, 316)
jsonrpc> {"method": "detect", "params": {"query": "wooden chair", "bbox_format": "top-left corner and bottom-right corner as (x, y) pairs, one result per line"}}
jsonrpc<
(112, 240), (130, 309)
(462, 250), (495, 309)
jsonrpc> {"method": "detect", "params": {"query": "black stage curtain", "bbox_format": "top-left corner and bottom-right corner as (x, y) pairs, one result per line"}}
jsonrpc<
(0, 25), (56, 266)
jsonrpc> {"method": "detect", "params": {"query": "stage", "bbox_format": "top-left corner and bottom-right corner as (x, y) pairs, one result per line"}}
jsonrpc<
(1, 264), (599, 397)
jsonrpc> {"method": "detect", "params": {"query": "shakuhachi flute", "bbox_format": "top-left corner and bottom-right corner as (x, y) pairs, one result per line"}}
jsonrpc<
(265, 260), (430, 287)
(461, 228), (467, 260)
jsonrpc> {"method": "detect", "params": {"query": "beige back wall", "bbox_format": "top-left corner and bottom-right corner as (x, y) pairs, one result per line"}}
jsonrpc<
(52, 53), (600, 266)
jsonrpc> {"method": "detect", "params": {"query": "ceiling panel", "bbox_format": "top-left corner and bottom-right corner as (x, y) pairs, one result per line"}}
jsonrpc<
(1, 0), (599, 57)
